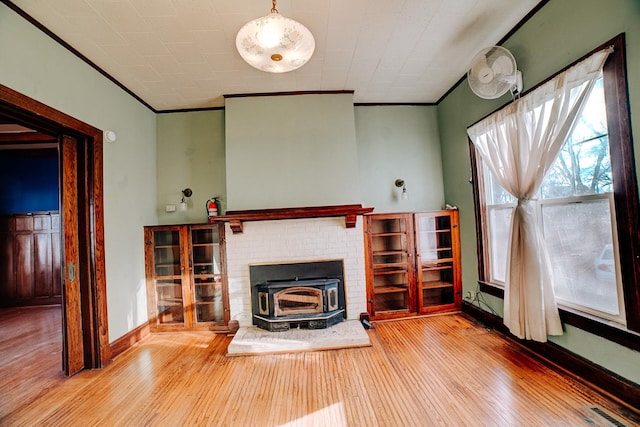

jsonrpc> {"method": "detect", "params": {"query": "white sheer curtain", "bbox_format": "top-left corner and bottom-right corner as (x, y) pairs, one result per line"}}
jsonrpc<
(467, 47), (612, 342)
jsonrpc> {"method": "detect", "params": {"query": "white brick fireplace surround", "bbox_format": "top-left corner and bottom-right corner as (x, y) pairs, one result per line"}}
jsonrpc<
(224, 216), (367, 327)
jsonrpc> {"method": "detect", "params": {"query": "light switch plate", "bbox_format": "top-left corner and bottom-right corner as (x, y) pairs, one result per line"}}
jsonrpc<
(165, 204), (176, 212)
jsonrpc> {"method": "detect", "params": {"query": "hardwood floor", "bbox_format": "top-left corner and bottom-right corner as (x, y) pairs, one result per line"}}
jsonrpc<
(1, 307), (638, 426)
(0, 306), (65, 419)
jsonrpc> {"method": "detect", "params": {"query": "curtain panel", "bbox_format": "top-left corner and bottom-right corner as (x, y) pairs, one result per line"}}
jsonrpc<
(467, 47), (612, 342)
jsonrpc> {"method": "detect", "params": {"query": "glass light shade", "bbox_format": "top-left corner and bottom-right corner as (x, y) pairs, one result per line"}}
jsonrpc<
(236, 11), (315, 73)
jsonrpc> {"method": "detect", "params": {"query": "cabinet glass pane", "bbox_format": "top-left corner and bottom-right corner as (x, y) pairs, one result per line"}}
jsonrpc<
(155, 229), (180, 246)
(421, 262), (454, 309)
(417, 215), (453, 261)
(191, 227), (224, 324)
(372, 235), (407, 253)
(373, 270), (409, 312)
(422, 286), (454, 308)
(156, 279), (184, 324)
(416, 212), (458, 312)
(191, 227), (215, 245)
(374, 292), (409, 312)
(153, 229), (184, 324)
(370, 218), (407, 234)
(372, 252), (408, 265)
(374, 269), (408, 285)
(194, 280), (224, 324)
(153, 230), (181, 276)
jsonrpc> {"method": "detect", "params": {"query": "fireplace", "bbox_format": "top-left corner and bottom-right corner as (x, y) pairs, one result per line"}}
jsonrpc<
(217, 207), (369, 328)
(250, 260), (346, 331)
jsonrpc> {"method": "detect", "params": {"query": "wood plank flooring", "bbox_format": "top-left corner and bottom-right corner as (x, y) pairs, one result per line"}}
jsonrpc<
(0, 305), (65, 420)
(1, 307), (638, 426)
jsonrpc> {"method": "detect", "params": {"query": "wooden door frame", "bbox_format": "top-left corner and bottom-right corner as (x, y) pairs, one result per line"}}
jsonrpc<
(0, 84), (110, 370)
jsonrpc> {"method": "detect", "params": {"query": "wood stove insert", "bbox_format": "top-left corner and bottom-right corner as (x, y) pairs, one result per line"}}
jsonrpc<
(250, 260), (346, 332)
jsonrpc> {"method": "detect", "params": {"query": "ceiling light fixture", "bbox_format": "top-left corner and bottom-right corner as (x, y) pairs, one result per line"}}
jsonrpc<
(235, 0), (315, 73)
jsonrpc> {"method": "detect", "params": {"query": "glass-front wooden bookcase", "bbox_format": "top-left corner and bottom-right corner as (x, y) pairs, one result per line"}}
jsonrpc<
(415, 210), (461, 314)
(190, 225), (225, 326)
(365, 210), (461, 320)
(144, 223), (229, 332)
(364, 213), (417, 319)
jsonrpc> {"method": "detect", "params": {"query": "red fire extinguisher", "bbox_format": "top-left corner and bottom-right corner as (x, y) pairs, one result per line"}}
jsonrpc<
(206, 197), (219, 217)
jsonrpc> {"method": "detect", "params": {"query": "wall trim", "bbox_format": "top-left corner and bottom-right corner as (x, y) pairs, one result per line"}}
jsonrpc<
(462, 301), (640, 411)
(109, 322), (151, 360)
(223, 90), (354, 100)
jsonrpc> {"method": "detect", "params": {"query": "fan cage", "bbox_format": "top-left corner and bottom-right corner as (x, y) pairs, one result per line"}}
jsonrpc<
(468, 46), (518, 99)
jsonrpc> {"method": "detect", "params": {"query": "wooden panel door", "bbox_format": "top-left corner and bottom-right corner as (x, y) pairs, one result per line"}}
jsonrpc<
(15, 233), (33, 299)
(51, 214), (62, 298)
(0, 223), (16, 302)
(61, 135), (84, 376)
(0, 213), (61, 305)
(34, 227), (53, 298)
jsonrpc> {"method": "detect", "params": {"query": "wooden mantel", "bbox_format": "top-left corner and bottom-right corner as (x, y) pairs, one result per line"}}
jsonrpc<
(209, 204), (374, 234)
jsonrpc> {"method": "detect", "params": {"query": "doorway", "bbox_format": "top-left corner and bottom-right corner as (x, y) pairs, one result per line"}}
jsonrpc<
(0, 84), (110, 375)
(0, 145), (62, 383)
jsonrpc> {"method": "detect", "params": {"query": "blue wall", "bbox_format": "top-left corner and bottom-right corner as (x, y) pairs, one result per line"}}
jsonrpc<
(0, 154), (59, 214)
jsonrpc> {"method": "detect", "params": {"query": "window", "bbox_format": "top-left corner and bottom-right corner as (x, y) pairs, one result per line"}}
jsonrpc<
(470, 34), (640, 337)
(480, 78), (624, 323)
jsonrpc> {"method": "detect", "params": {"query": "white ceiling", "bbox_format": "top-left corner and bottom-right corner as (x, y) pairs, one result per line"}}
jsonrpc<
(11, 0), (542, 111)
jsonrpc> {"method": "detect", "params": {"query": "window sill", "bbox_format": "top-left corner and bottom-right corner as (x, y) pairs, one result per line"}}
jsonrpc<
(478, 281), (504, 298)
(475, 281), (640, 352)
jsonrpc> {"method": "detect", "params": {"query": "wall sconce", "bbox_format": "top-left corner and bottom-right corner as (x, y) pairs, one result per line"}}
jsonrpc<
(180, 188), (192, 211)
(395, 179), (409, 200)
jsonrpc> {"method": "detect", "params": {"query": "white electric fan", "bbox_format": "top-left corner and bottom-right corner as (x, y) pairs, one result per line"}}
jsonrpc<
(467, 46), (523, 99)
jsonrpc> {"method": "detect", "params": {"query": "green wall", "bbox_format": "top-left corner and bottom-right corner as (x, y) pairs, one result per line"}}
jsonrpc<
(438, 0), (640, 384)
(0, 3), (158, 341)
(156, 110), (226, 224)
(225, 94), (361, 211)
(356, 105), (445, 213)
(155, 103), (446, 220)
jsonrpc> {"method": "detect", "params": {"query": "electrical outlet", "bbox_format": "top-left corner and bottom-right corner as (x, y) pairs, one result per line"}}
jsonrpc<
(165, 204), (176, 212)
(465, 291), (475, 300)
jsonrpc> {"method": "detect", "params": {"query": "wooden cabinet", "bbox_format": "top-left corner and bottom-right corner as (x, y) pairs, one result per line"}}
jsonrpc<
(144, 223), (229, 332)
(364, 210), (461, 320)
(415, 211), (461, 314)
(0, 213), (61, 307)
(364, 213), (417, 319)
